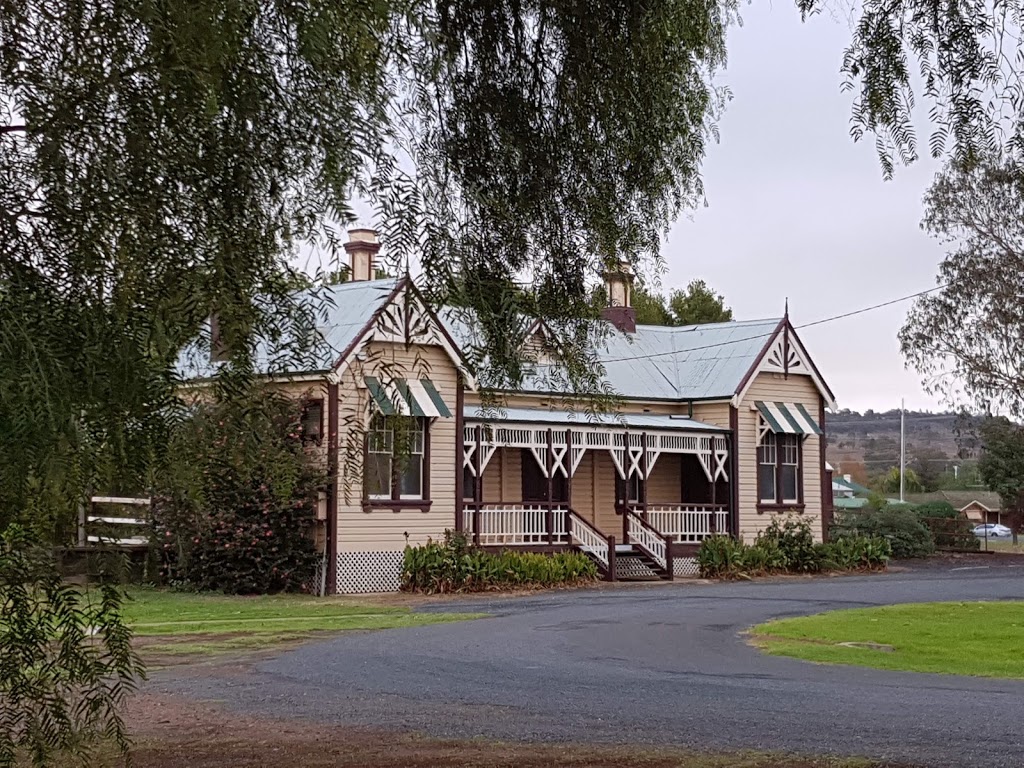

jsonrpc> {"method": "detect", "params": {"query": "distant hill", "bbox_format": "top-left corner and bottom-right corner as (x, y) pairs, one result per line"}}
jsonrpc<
(825, 409), (983, 488)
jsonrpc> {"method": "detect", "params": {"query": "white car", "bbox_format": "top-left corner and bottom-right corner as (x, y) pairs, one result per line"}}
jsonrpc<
(973, 523), (1012, 538)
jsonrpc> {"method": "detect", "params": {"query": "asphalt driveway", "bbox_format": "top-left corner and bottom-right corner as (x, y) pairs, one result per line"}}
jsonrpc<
(151, 563), (1024, 768)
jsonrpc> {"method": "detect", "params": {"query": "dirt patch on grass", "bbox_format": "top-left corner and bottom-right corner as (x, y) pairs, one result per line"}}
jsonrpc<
(135, 631), (337, 668)
(121, 693), (913, 768)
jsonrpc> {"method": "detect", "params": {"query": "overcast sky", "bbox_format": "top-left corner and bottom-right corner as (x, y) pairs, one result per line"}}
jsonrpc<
(660, 3), (948, 413)
(333, 4), (954, 414)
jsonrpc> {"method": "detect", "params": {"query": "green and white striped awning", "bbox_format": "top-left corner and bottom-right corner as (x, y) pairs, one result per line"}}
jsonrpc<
(364, 376), (452, 418)
(755, 401), (822, 435)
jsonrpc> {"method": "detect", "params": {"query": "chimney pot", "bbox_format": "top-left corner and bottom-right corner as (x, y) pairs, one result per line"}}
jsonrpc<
(600, 259), (636, 333)
(344, 228), (381, 282)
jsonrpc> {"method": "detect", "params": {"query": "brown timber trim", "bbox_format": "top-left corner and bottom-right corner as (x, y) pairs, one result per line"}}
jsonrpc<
(732, 319), (786, 398)
(756, 502), (806, 514)
(455, 376), (465, 532)
(329, 276), (407, 370)
(729, 406), (740, 539)
(785, 323), (837, 405)
(819, 396), (831, 542)
(362, 500), (433, 512)
(545, 429), (554, 545)
(565, 429), (573, 510)
(326, 382), (339, 595)
(422, 417), (432, 502)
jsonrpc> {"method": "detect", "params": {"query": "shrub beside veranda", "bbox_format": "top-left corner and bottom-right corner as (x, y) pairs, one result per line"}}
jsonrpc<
(697, 516), (890, 579)
(401, 531), (598, 593)
(153, 389), (325, 594)
(0, 525), (145, 768)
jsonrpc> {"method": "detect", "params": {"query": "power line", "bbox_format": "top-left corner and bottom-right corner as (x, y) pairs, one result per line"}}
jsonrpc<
(602, 284), (946, 364)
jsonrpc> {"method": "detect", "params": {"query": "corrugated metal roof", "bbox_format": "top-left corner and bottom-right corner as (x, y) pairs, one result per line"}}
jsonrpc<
(593, 319), (780, 400)
(176, 275), (777, 403)
(464, 405), (727, 432)
(176, 277), (398, 379)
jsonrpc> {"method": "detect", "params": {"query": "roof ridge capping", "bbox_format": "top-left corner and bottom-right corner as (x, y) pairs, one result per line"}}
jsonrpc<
(632, 316), (783, 332)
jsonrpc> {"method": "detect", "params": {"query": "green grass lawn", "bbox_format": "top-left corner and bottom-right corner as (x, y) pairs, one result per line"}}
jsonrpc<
(122, 589), (483, 659)
(751, 601), (1024, 678)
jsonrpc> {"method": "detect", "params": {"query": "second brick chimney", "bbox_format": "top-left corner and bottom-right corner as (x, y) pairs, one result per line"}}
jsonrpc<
(343, 228), (381, 282)
(600, 260), (636, 333)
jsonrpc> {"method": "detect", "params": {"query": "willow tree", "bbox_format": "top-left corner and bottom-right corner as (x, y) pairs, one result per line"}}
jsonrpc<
(0, 1), (735, 540)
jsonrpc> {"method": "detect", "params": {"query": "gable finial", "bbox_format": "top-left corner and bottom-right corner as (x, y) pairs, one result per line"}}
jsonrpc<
(784, 296), (789, 321)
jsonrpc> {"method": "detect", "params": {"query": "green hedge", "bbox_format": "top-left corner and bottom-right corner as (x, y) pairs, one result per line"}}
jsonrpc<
(401, 531), (598, 594)
(697, 516), (891, 579)
(831, 507), (935, 558)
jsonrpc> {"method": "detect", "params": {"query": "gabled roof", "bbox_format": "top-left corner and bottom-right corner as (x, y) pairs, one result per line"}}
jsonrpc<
(904, 491), (1002, 511)
(593, 319), (785, 400)
(176, 278), (400, 380)
(177, 276), (831, 407)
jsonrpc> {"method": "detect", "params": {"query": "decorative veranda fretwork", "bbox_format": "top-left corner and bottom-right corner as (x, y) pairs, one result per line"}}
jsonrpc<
(463, 424), (729, 482)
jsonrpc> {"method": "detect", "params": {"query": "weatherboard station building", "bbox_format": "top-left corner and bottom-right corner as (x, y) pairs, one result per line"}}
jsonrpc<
(182, 230), (837, 593)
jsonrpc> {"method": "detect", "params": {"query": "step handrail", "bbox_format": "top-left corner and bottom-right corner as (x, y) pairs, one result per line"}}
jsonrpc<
(624, 509), (674, 578)
(566, 510), (615, 580)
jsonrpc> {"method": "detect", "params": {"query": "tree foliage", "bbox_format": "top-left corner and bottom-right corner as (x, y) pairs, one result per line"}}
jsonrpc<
(900, 156), (1024, 418)
(977, 417), (1024, 534)
(0, 0), (736, 542)
(667, 279), (733, 325)
(629, 279), (732, 326)
(797, 0), (1024, 176)
(877, 466), (923, 495)
(0, 526), (144, 767)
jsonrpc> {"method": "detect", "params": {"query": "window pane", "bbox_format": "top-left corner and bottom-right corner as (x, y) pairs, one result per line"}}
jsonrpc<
(366, 453), (391, 497)
(628, 474), (641, 503)
(780, 464), (798, 502)
(463, 466), (476, 501)
(301, 402), (322, 444)
(399, 456), (422, 498)
(758, 463), (776, 503)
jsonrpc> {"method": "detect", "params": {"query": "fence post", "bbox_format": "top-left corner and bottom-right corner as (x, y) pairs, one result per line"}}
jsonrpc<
(606, 535), (617, 582)
(77, 499), (87, 547)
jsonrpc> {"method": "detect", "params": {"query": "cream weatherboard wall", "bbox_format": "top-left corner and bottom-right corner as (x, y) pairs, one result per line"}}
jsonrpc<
(735, 372), (824, 542)
(333, 340), (460, 592)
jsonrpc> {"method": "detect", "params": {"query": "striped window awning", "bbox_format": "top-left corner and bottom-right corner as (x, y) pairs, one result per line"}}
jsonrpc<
(364, 376), (453, 418)
(755, 401), (822, 435)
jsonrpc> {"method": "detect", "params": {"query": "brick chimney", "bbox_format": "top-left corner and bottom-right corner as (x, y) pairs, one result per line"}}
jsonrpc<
(600, 260), (636, 333)
(343, 228), (381, 282)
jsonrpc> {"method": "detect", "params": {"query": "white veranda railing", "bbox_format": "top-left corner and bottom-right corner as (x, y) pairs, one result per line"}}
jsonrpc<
(463, 505), (568, 546)
(568, 512), (610, 570)
(644, 505), (730, 543)
(626, 512), (667, 570)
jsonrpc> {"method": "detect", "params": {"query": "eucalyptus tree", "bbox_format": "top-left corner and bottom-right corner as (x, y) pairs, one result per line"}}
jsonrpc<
(900, 155), (1024, 417)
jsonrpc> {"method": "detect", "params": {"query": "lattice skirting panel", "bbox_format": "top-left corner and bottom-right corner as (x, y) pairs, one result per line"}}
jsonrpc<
(673, 557), (700, 578)
(336, 551), (404, 594)
(614, 555), (659, 580)
(306, 554), (328, 596)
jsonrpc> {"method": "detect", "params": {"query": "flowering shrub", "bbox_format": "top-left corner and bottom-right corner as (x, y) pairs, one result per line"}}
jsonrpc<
(153, 389), (326, 594)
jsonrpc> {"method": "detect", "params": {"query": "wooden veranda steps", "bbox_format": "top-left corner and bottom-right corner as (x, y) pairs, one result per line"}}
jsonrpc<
(462, 505), (719, 581)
